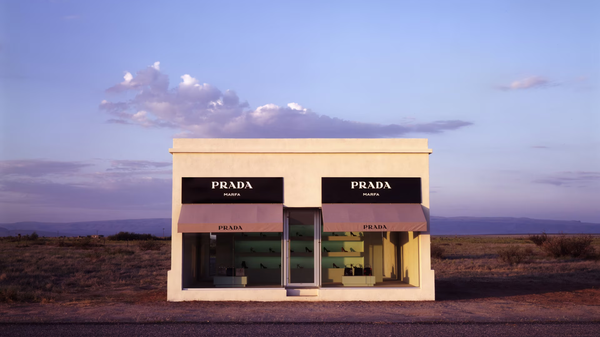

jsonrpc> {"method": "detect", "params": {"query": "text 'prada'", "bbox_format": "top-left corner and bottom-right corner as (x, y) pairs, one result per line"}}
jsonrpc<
(218, 225), (243, 230)
(211, 181), (253, 189)
(351, 181), (391, 189)
(363, 224), (388, 230)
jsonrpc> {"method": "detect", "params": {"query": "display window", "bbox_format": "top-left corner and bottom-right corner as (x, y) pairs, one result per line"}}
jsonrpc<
(321, 230), (419, 287)
(182, 232), (282, 288)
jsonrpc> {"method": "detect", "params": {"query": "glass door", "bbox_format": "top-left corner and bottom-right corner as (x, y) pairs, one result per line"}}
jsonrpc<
(284, 209), (320, 286)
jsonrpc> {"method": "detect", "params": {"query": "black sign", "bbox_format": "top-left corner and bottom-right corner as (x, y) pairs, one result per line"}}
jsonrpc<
(182, 178), (283, 204)
(322, 177), (421, 203)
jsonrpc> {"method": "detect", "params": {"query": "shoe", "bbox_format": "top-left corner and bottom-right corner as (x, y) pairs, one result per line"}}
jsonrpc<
(250, 247), (256, 253)
(341, 247), (348, 252)
(333, 263), (339, 268)
(260, 263), (267, 269)
(279, 264), (281, 268)
(350, 247), (356, 252)
(332, 233), (338, 236)
(260, 232), (267, 237)
(350, 232), (357, 236)
(291, 249), (294, 253)
(297, 264), (303, 269)
(323, 247), (330, 252)
(241, 261), (248, 269)
(296, 232), (302, 237)
(269, 248), (276, 253)
(305, 247), (312, 253)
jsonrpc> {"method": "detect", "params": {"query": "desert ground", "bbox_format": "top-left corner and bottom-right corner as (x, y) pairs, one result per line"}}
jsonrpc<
(1, 235), (599, 324)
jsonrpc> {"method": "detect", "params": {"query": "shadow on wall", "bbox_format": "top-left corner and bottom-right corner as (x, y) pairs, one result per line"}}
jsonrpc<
(435, 270), (600, 301)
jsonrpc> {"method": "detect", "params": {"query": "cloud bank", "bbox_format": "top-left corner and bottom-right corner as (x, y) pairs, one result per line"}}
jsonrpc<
(101, 62), (472, 138)
(534, 171), (600, 187)
(0, 159), (171, 222)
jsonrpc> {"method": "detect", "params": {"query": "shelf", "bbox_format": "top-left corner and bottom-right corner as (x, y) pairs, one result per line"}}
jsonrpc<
(322, 252), (363, 257)
(323, 236), (363, 241)
(290, 252), (313, 257)
(234, 236), (281, 241)
(236, 252), (280, 257)
(290, 236), (314, 241)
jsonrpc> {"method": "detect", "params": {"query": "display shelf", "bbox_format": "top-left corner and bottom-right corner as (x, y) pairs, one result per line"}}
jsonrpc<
(323, 236), (363, 241)
(322, 252), (363, 257)
(236, 252), (280, 257)
(290, 236), (314, 241)
(234, 236), (281, 241)
(290, 252), (313, 257)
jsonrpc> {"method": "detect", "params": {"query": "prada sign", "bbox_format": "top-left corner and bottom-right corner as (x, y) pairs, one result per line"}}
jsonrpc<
(322, 177), (421, 203)
(182, 177), (283, 203)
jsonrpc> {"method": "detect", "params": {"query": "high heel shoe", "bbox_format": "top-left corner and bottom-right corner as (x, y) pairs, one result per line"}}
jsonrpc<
(305, 247), (312, 253)
(250, 247), (256, 253)
(341, 247), (348, 252)
(290, 249), (294, 253)
(296, 232), (302, 237)
(269, 247), (276, 253)
(333, 263), (339, 268)
(297, 264), (303, 269)
(323, 247), (330, 252)
(260, 263), (267, 269)
(350, 247), (356, 252)
(350, 232), (357, 236)
(241, 261), (248, 269)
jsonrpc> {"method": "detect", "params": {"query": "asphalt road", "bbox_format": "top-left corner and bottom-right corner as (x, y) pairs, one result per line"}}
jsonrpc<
(1, 323), (599, 337)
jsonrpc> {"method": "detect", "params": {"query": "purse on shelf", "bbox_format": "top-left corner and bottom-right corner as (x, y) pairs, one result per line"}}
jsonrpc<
(235, 268), (245, 276)
(344, 264), (353, 276)
(354, 264), (364, 276)
(226, 267), (235, 276)
(364, 266), (373, 276)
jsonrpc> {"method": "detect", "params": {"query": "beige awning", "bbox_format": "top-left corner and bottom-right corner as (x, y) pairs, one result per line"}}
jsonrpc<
(322, 203), (427, 232)
(178, 204), (283, 233)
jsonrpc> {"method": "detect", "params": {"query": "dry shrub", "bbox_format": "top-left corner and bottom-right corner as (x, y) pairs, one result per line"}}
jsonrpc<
(529, 233), (548, 246)
(431, 243), (446, 260)
(106, 247), (135, 256)
(541, 234), (596, 259)
(498, 245), (533, 265)
(138, 240), (161, 251)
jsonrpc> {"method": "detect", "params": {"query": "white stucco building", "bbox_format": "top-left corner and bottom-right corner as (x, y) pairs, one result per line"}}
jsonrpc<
(168, 138), (435, 301)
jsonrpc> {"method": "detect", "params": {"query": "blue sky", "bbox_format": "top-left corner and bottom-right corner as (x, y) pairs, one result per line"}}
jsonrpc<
(1, 0), (598, 223)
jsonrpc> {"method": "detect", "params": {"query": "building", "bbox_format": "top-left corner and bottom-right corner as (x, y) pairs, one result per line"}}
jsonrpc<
(168, 138), (434, 301)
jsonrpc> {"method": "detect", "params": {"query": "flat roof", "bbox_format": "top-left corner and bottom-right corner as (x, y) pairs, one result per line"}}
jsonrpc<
(170, 138), (432, 154)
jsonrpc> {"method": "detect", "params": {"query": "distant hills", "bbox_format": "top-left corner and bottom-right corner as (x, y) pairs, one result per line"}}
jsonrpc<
(430, 216), (600, 235)
(0, 216), (598, 237)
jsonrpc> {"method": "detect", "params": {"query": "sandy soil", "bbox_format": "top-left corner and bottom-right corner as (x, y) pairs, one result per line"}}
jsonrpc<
(2, 284), (599, 323)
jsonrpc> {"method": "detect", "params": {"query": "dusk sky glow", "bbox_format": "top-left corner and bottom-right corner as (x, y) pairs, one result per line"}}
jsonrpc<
(1, 1), (598, 223)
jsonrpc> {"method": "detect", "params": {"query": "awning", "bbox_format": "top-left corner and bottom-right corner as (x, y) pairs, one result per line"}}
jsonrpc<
(178, 204), (283, 233)
(322, 203), (427, 232)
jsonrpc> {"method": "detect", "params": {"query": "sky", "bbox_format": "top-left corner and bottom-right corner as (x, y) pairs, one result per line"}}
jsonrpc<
(0, 0), (599, 223)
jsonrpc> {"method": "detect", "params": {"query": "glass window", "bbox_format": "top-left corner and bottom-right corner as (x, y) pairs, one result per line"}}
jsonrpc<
(182, 232), (282, 288)
(321, 230), (419, 287)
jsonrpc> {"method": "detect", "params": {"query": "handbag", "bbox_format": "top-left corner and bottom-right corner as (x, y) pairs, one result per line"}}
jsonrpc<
(226, 267), (235, 276)
(354, 264), (364, 276)
(344, 264), (353, 276)
(235, 268), (245, 276)
(364, 266), (373, 276)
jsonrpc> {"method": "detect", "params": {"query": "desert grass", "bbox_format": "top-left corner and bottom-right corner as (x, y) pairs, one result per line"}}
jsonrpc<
(0, 237), (169, 303)
(432, 236), (600, 289)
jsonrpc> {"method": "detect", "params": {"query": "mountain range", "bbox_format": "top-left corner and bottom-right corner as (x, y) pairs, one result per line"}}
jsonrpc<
(1, 216), (598, 237)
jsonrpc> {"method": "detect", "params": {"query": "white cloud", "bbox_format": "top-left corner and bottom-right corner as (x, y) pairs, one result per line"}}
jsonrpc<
(498, 76), (555, 91)
(101, 62), (472, 137)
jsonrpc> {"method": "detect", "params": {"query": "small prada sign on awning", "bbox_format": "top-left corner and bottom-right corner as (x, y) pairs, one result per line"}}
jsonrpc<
(322, 177), (421, 203)
(178, 204), (283, 233)
(322, 204), (427, 232)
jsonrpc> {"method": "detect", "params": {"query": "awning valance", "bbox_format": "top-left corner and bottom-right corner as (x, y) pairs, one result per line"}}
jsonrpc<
(322, 203), (427, 232)
(178, 204), (283, 233)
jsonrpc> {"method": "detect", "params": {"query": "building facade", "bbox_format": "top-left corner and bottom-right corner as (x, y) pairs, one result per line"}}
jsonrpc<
(168, 139), (435, 301)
